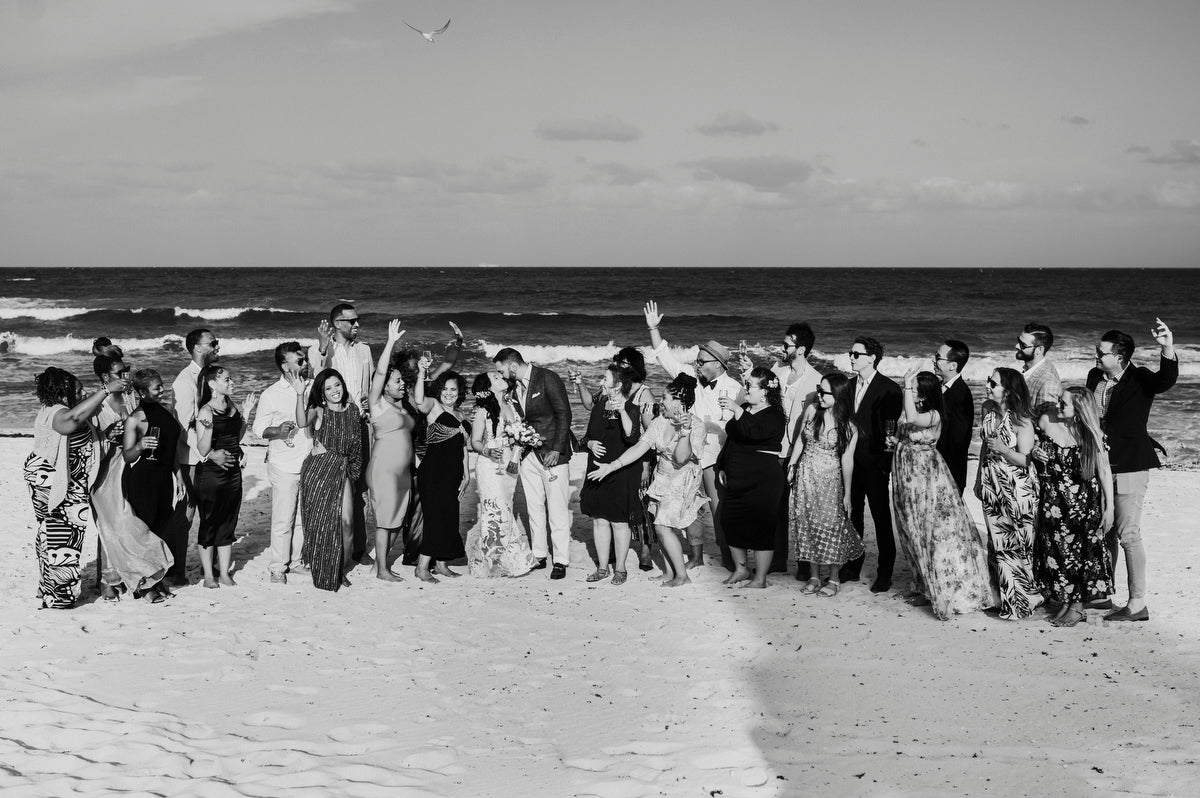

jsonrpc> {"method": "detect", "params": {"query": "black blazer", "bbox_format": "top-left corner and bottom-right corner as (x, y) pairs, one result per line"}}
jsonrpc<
(851, 372), (903, 474)
(936, 377), (974, 492)
(514, 365), (573, 459)
(1086, 355), (1178, 473)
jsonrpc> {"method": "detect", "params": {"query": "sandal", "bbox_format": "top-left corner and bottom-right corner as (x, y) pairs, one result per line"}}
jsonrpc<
(100, 584), (121, 603)
(586, 568), (611, 583)
(818, 580), (840, 597)
(799, 578), (821, 595)
(1052, 609), (1086, 628)
(611, 570), (628, 586)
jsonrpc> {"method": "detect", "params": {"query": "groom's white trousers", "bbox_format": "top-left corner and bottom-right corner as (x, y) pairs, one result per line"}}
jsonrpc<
(519, 454), (572, 565)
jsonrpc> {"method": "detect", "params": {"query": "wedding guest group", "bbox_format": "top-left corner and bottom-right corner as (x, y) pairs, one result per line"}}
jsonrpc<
(23, 306), (1179, 629)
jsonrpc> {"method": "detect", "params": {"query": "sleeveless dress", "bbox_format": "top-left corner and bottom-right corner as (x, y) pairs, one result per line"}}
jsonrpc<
(24, 407), (97, 609)
(720, 405), (787, 551)
(416, 411), (468, 561)
(92, 401), (173, 592)
(979, 408), (1041, 620)
(465, 412), (538, 577)
(891, 418), (995, 620)
(194, 406), (244, 548)
(301, 405), (364, 591)
(1031, 433), (1113, 605)
(643, 415), (708, 528)
(579, 392), (643, 523)
(789, 417), (864, 566)
(124, 401), (182, 535)
(368, 400), (414, 529)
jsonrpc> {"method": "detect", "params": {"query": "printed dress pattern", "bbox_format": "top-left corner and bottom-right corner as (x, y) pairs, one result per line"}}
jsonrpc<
(980, 409), (1041, 620)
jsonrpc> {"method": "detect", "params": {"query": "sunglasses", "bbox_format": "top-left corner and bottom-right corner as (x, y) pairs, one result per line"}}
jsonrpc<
(986, 378), (1000, 388)
(1015, 340), (1036, 350)
(815, 387), (831, 397)
(847, 351), (869, 359)
(336, 317), (361, 325)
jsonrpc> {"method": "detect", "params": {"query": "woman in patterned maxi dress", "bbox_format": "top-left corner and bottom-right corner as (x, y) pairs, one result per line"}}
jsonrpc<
(291, 368), (363, 592)
(976, 367), (1041, 620)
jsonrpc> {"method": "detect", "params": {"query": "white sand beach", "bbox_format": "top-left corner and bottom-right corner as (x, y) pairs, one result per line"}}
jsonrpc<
(2, 439), (1198, 797)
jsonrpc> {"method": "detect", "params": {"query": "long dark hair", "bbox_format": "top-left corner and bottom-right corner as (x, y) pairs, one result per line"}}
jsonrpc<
(994, 367), (1032, 421)
(814, 371), (855, 454)
(914, 372), (944, 417)
(196, 365), (232, 415)
(308, 368), (348, 410)
(471, 372), (501, 435)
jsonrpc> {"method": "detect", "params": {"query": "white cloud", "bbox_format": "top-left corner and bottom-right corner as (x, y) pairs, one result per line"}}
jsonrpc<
(684, 156), (813, 192)
(1150, 181), (1200, 209)
(695, 110), (779, 137)
(535, 117), (642, 142)
(1146, 139), (1200, 166)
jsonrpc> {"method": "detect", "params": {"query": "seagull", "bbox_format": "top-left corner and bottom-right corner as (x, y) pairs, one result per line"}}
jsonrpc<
(404, 18), (451, 43)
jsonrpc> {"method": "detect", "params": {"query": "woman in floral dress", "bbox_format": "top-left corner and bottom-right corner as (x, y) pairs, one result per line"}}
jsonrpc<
(891, 367), (994, 620)
(1030, 387), (1114, 627)
(975, 367), (1041, 620)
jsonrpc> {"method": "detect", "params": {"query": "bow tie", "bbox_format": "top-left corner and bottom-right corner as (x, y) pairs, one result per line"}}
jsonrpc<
(699, 376), (712, 389)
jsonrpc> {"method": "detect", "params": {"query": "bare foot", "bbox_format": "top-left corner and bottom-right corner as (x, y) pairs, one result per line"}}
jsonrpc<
(218, 575), (236, 587)
(376, 570), (404, 582)
(662, 575), (692, 587)
(203, 578), (219, 589)
(433, 565), (461, 578)
(685, 558), (704, 570)
(647, 572), (669, 581)
(742, 580), (769, 589)
(722, 570), (752, 585)
(414, 569), (440, 584)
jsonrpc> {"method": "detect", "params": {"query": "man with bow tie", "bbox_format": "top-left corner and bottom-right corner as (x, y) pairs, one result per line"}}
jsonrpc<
(644, 301), (744, 572)
(492, 347), (574, 579)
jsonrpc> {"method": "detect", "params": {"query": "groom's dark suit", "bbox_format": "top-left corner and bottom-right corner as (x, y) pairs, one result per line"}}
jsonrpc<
(514, 365), (572, 460)
(513, 363), (573, 567)
(843, 371), (902, 586)
(936, 376), (974, 494)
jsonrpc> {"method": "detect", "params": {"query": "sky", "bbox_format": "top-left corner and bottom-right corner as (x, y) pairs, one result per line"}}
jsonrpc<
(2, 0), (1199, 269)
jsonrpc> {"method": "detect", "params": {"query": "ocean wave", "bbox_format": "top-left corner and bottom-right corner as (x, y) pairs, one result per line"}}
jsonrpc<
(174, 306), (297, 320)
(0, 306), (95, 321)
(0, 302), (297, 322)
(0, 333), (317, 357)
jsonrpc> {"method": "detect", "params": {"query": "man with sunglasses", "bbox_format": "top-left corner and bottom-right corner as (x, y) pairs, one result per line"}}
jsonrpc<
(933, 340), (973, 494)
(1015, 322), (1062, 413)
(311, 303), (375, 565)
(644, 300), (743, 571)
(1086, 318), (1177, 622)
(843, 336), (902, 593)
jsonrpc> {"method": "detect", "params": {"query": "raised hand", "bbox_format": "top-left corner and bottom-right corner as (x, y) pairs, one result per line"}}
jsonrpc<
(317, 319), (334, 348)
(387, 319), (405, 343)
(904, 361), (924, 386)
(735, 353), (754, 374)
(242, 391), (258, 418)
(106, 377), (130, 395)
(643, 300), (663, 329)
(1152, 317), (1173, 349)
(285, 373), (307, 395)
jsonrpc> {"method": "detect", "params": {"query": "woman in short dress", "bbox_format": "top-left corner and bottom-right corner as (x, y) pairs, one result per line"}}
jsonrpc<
(891, 367), (994, 620)
(588, 373), (706, 587)
(1030, 387), (1114, 627)
(412, 362), (470, 583)
(787, 373), (863, 598)
(717, 367), (787, 589)
(194, 364), (256, 589)
(367, 320), (416, 582)
(975, 367), (1041, 620)
(25, 367), (117, 609)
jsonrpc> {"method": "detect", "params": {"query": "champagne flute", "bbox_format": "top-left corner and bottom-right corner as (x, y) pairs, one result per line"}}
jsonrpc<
(144, 425), (160, 461)
(884, 420), (898, 452)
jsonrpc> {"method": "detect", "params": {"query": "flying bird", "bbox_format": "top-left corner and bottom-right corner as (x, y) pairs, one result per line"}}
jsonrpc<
(404, 18), (451, 43)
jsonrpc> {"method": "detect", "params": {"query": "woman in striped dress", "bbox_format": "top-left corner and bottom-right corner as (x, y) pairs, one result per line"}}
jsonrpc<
(290, 368), (363, 592)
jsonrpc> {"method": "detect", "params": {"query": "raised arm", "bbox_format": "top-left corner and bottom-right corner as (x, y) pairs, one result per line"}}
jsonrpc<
(1150, 318), (1179, 393)
(285, 373), (319, 428)
(644, 301), (689, 378)
(412, 359), (437, 416)
(430, 321), (464, 381)
(370, 320), (406, 406)
(51, 379), (123, 435)
(901, 364), (937, 428)
(308, 319), (334, 374)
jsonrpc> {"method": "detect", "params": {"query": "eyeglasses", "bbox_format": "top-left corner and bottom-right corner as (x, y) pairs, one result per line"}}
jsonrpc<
(986, 378), (1000, 388)
(1095, 349), (1116, 359)
(336, 317), (361, 326)
(932, 353), (950, 363)
(847, 351), (868, 359)
(694, 356), (717, 365)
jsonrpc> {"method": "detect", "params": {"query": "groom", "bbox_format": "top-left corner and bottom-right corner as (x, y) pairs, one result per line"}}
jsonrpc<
(492, 348), (574, 579)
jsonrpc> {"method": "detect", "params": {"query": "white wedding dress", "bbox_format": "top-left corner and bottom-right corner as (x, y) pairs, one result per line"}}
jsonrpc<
(465, 416), (538, 577)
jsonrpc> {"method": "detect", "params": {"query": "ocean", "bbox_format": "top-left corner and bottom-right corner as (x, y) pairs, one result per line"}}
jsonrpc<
(2, 266), (1197, 467)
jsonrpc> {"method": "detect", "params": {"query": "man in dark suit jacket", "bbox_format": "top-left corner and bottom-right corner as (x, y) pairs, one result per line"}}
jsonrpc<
(934, 339), (974, 494)
(493, 347), (573, 579)
(842, 336), (903, 592)
(1086, 320), (1178, 622)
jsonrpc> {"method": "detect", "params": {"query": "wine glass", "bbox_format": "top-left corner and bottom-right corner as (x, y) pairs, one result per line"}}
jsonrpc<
(884, 420), (898, 452)
(144, 425), (161, 461)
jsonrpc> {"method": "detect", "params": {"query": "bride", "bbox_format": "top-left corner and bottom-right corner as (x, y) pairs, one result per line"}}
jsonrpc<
(464, 371), (538, 577)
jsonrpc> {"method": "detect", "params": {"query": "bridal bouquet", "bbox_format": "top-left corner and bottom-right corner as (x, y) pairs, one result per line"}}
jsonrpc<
(501, 420), (546, 474)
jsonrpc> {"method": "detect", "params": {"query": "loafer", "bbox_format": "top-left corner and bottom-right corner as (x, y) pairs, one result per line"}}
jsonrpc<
(270, 572), (286, 584)
(1105, 606), (1149, 622)
(1085, 598), (1113, 611)
(531, 558), (548, 571)
(550, 564), (567, 580)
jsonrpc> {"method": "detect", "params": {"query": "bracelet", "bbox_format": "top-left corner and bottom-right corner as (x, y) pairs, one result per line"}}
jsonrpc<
(647, 326), (658, 331)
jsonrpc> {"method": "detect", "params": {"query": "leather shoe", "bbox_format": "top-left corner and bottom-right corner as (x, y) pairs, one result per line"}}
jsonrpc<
(550, 564), (567, 580)
(1085, 598), (1113, 611)
(1105, 606), (1149, 622)
(869, 578), (892, 594)
(531, 558), (548, 571)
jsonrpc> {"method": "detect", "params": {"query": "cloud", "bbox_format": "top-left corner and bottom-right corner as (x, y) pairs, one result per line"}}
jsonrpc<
(1150, 181), (1200, 209)
(695, 110), (779, 137)
(0, 0), (357, 73)
(909, 139), (929, 149)
(592, 163), (657, 186)
(683, 156), (813, 192)
(1061, 115), (1092, 126)
(535, 117), (642, 142)
(1146, 139), (1200, 166)
(1125, 145), (1152, 155)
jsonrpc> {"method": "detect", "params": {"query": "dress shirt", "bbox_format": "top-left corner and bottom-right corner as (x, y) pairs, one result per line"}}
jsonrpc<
(320, 339), (373, 408)
(940, 372), (962, 393)
(252, 376), (313, 474)
(651, 339), (738, 469)
(1023, 357), (1063, 409)
(171, 360), (202, 465)
(1094, 365), (1129, 419)
(772, 359), (821, 457)
(854, 371), (874, 411)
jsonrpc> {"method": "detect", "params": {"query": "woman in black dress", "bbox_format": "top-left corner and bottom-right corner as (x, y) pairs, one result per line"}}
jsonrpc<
(412, 361), (470, 583)
(579, 363), (643, 584)
(717, 367), (787, 589)
(194, 365), (256, 589)
(122, 368), (183, 597)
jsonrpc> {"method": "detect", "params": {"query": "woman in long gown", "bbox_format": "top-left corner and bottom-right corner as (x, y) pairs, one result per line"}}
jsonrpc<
(787, 373), (863, 598)
(580, 363), (643, 584)
(122, 368), (184, 598)
(1030, 387), (1114, 627)
(717, 367), (787, 589)
(194, 365), (256, 589)
(91, 354), (173, 603)
(367, 320), (415, 582)
(464, 371), (538, 578)
(25, 368), (115, 609)
(412, 361), (470, 583)
(589, 374), (707, 588)
(290, 368), (363, 592)
(891, 368), (994, 620)
(975, 367), (1041, 620)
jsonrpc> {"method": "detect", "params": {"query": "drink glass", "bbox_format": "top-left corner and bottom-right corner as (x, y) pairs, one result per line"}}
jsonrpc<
(884, 420), (898, 452)
(144, 425), (160, 461)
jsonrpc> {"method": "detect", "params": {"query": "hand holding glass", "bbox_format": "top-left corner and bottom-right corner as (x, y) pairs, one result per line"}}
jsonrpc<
(143, 426), (160, 461)
(884, 420), (898, 452)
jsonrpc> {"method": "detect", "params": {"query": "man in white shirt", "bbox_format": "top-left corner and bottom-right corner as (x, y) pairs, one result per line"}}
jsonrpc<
(252, 342), (314, 584)
(310, 303), (374, 564)
(644, 301), (743, 571)
(1015, 322), (1063, 413)
(169, 328), (229, 584)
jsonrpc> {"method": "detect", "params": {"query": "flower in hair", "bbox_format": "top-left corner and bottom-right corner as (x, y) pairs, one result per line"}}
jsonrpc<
(766, 379), (779, 389)
(474, 390), (492, 399)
